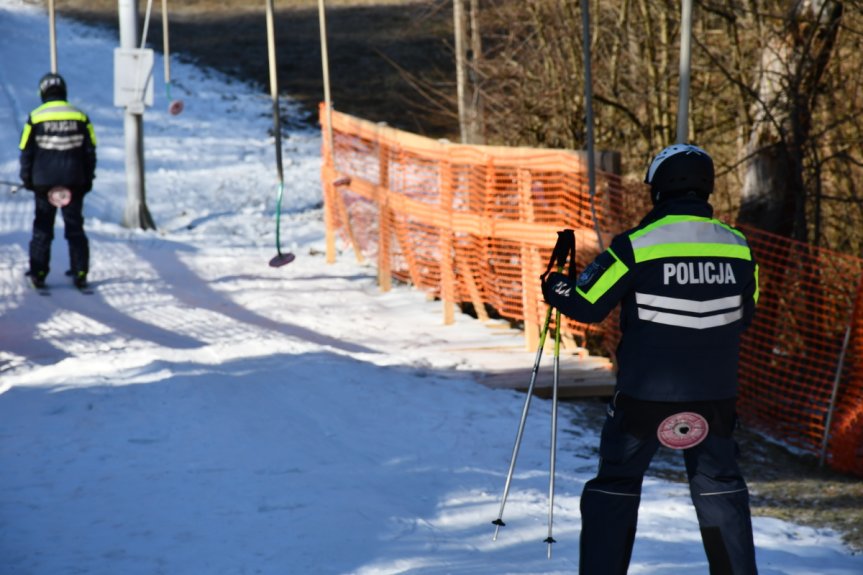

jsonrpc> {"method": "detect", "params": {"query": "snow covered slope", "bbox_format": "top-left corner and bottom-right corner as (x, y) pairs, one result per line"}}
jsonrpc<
(1, 1), (861, 573)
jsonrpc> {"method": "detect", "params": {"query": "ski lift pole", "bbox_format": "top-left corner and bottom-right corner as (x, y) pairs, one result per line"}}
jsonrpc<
(676, 0), (694, 144)
(162, 0), (169, 89)
(265, 0), (282, 186)
(317, 0), (363, 265)
(579, 0), (603, 252)
(318, 0), (335, 164)
(318, 0), (338, 264)
(266, 0), (295, 267)
(162, 0), (171, 99)
(48, 0), (57, 73)
(162, 0), (183, 114)
(317, 0), (338, 263)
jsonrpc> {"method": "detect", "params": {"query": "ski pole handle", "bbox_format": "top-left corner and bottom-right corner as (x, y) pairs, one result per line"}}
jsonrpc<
(558, 229), (577, 277)
(555, 229), (574, 269)
(541, 229), (576, 282)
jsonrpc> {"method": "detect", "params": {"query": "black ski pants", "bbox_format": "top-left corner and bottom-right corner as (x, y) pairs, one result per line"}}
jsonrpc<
(29, 191), (89, 278)
(579, 394), (758, 575)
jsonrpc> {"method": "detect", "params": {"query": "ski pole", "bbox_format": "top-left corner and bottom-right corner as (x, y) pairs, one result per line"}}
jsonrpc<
(492, 303), (554, 541)
(544, 230), (575, 557)
(492, 229), (575, 543)
(544, 306), (562, 558)
(0, 180), (21, 193)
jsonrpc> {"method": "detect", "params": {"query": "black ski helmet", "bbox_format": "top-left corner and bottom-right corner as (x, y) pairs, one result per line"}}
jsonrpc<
(644, 144), (714, 204)
(39, 72), (67, 102)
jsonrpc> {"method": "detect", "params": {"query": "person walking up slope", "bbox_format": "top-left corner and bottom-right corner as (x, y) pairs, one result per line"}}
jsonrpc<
(541, 144), (759, 574)
(19, 72), (97, 290)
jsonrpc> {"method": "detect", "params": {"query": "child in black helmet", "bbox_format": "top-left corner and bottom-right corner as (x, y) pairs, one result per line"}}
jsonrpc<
(542, 144), (759, 574)
(19, 73), (97, 290)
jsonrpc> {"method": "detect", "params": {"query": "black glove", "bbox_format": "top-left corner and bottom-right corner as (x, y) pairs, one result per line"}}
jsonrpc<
(541, 271), (572, 303)
(21, 179), (32, 191)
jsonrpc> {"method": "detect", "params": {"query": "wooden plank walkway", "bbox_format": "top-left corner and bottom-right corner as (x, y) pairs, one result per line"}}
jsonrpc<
(477, 360), (615, 399)
(440, 323), (615, 399)
(427, 318), (615, 399)
(470, 347), (615, 399)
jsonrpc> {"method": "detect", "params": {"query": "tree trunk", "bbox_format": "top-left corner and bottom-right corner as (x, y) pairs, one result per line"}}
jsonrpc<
(738, 0), (842, 239)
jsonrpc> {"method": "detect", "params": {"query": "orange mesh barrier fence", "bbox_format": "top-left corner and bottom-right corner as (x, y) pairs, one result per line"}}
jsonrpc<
(319, 107), (631, 347)
(737, 227), (863, 475)
(319, 106), (863, 477)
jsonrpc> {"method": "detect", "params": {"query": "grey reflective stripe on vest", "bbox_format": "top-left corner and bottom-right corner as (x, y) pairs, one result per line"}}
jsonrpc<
(635, 292), (743, 329)
(35, 134), (85, 151)
(636, 292), (741, 314)
(630, 219), (748, 250)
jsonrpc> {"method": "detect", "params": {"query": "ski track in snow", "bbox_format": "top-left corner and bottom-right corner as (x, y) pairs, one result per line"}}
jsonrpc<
(0, 1), (862, 574)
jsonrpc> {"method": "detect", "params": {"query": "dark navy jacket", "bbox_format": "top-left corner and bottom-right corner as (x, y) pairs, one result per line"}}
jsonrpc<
(544, 198), (759, 402)
(19, 99), (97, 194)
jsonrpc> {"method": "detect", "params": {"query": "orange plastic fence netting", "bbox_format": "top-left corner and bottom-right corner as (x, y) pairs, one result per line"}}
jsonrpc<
(737, 227), (863, 475)
(319, 106), (863, 477)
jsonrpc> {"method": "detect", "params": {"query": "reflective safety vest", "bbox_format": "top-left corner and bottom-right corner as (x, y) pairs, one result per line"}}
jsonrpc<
(546, 198), (759, 402)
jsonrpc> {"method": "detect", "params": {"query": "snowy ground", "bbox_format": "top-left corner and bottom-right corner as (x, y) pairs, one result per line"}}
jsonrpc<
(1, 1), (861, 573)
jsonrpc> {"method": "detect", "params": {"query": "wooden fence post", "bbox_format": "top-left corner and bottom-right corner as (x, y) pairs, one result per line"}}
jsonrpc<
(378, 141), (392, 291)
(322, 163), (337, 264)
(440, 158), (456, 325)
(458, 160), (490, 322)
(518, 169), (541, 350)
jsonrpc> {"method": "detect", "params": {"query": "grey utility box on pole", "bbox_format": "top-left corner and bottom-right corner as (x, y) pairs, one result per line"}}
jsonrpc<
(117, 0), (156, 230)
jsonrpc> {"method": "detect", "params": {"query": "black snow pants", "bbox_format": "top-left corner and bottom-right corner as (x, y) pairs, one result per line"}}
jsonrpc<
(579, 394), (758, 575)
(29, 191), (89, 278)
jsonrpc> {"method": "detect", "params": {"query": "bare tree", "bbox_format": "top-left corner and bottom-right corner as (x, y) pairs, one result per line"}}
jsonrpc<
(737, 0), (843, 240)
(454, 0), (485, 143)
(384, 0), (863, 251)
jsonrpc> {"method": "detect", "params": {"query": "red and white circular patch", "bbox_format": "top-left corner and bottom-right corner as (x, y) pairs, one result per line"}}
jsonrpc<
(657, 411), (709, 449)
(48, 186), (72, 208)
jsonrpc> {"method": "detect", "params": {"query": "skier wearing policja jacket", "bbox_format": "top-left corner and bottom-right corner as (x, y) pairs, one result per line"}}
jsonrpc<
(541, 144), (759, 575)
(19, 72), (97, 290)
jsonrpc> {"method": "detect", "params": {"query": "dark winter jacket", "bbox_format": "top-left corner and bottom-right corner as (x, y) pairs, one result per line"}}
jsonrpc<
(543, 197), (759, 402)
(19, 99), (97, 194)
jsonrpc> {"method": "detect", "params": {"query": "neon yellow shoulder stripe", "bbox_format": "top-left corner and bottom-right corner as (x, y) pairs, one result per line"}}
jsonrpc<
(576, 247), (630, 304)
(634, 242), (752, 263)
(87, 122), (97, 146)
(754, 264), (760, 304)
(19, 123), (32, 150)
(31, 109), (88, 123)
(30, 101), (88, 124)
